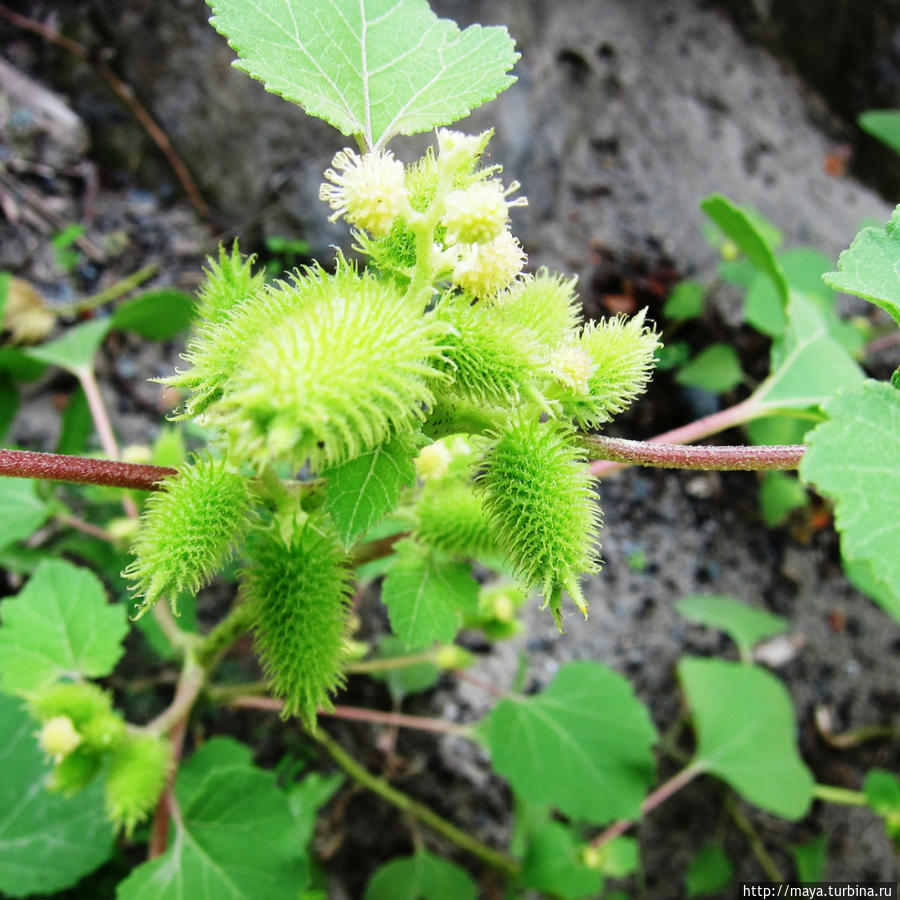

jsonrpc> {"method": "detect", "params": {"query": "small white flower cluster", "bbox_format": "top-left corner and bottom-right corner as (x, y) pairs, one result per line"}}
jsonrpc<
(549, 345), (596, 395)
(319, 130), (528, 298)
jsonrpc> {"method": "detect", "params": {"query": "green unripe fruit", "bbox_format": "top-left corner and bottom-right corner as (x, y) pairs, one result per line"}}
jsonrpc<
(50, 746), (103, 794)
(194, 241), (266, 325)
(30, 681), (114, 729)
(105, 734), (172, 836)
(478, 419), (602, 628)
(414, 480), (496, 560)
(243, 521), (354, 729)
(123, 456), (255, 617)
(490, 269), (583, 348)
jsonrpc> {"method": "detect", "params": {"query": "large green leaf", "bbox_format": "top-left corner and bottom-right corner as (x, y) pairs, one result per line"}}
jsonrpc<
(23, 318), (110, 375)
(700, 195), (787, 305)
(324, 433), (418, 548)
(824, 205), (900, 329)
(0, 694), (113, 897)
(800, 380), (900, 620)
(0, 477), (48, 551)
(116, 765), (307, 899)
(679, 658), (813, 819)
(677, 594), (787, 662)
(0, 559), (128, 695)
(482, 661), (657, 824)
(381, 539), (479, 647)
(364, 850), (476, 900)
(675, 344), (744, 394)
(752, 291), (864, 412)
(208, 0), (519, 149)
(110, 289), (195, 340)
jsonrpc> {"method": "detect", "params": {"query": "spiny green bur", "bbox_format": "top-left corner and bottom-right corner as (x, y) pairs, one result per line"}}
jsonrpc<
(104, 734), (172, 836)
(123, 456), (254, 616)
(243, 521), (354, 729)
(414, 479), (497, 560)
(478, 419), (602, 627)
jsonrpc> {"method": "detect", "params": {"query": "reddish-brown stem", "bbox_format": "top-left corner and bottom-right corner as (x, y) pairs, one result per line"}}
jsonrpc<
(590, 764), (701, 847)
(0, 448), (175, 490)
(0, 4), (210, 221)
(228, 695), (470, 736)
(148, 714), (187, 859)
(454, 669), (510, 698)
(584, 436), (805, 472)
(590, 397), (762, 476)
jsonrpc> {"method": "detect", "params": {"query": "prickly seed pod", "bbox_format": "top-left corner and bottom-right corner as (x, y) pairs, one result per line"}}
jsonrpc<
(490, 269), (584, 348)
(433, 293), (547, 408)
(564, 309), (660, 428)
(123, 456), (255, 617)
(243, 521), (354, 730)
(50, 746), (103, 794)
(478, 419), (602, 628)
(194, 240), (266, 325)
(215, 268), (451, 471)
(104, 734), (172, 836)
(414, 480), (497, 560)
(30, 681), (114, 729)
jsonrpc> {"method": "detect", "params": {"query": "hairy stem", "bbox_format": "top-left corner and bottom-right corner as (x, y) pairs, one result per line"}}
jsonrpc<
(0, 448), (176, 490)
(589, 396), (764, 476)
(583, 435), (805, 472)
(813, 784), (868, 806)
(590, 764), (701, 847)
(312, 726), (519, 877)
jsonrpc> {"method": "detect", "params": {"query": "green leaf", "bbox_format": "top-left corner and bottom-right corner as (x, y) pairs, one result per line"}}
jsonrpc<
(0, 693), (113, 897)
(663, 280), (705, 322)
(0, 374), (18, 442)
(700, 195), (788, 305)
(286, 771), (343, 849)
(678, 594), (787, 661)
(324, 433), (418, 549)
(520, 822), (602, 900)
(56, 385), (92, 455)
(745, 415), (812, 446)
(824, 205), (900, 329)
(482, 661), (657, 824)
(177, 737), (256, 807)
(685, 843), (734, 898)
(859, 110), (900, 157)
(207, 0), (519, 150)
(0, 348), (47, 381)
(111, 289), (196, 340)
(116, 765), (308, 899)
(364, 850), (476, 900)
(753, 291), (864, 412)
(759, 471), (808, 527)
(679, 657), (813, 819)
(675, 343), (744, 394)
(864, 769), (900, 816)
(381, 540), (479, 648)
(594, 835), (639, 877)
(0, 477), (49, 551)
(0, 559), (128, 695)
(843, 556), (900, 624)
(800, 380), (900, 620)
(369, 635), (439, 702)
(790, 835), (827, 882)
(24, 318), (110, 375)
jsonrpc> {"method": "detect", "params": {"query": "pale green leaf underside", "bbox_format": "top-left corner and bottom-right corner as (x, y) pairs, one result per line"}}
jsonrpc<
(324, 433), (417, 548)
(677, 594), (788, 660)
(800, 380), (900, 619)
(679, 657), (813, 819)
(207, 0), (519, 149)
(116, 766), (307, 899)
(0, 694), (113, 897)
(0, 478), (48, 551)
(0, 559), (128, 695)
(823, 204), (900, 329)
(483, 661), (657, 824)
(381, 544), (479, 647)
(23, 318), (110, 375)
(753, 291), (864, 412)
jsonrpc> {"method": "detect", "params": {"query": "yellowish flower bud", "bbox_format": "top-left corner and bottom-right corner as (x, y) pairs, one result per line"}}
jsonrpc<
(550, 345), (596, 394)
(442, 180), (527, 246)
(39, 716), (82, 758)
(452, 229), (526, 298)
(436, 644), (475, 670)
(436, 128), (484, 171)
(319, 148), (408, 236)
(415, 441), (452, 480)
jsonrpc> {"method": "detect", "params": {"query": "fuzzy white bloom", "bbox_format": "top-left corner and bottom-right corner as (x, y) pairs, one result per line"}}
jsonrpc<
(415, 440), (453, 481)
(436, 129), (484, 171)
(319, 148), (408, 236)
(452, 228), (526, 298)
(442, 180), (527, 246)
(39, 715), (82, 758)
(549, 345), (596, 394)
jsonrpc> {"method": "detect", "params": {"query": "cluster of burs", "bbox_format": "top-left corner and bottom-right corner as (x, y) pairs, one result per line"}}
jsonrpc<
(125, 129), (660, 726)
